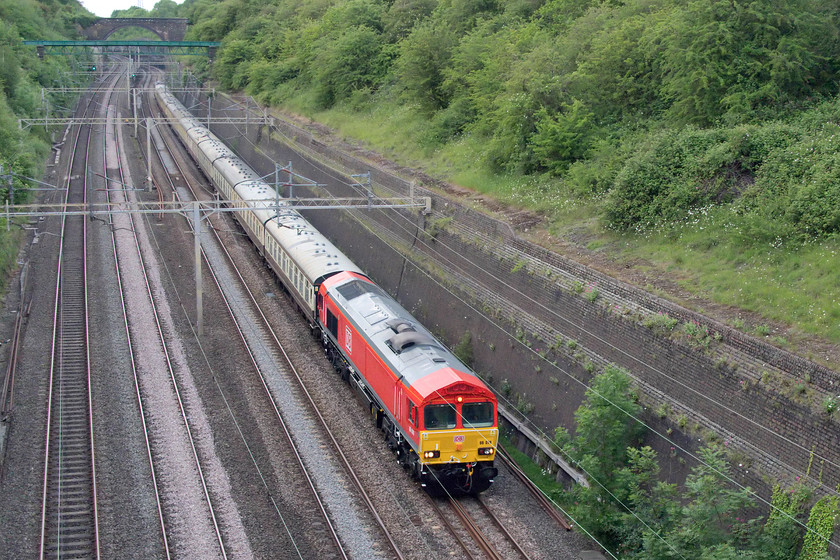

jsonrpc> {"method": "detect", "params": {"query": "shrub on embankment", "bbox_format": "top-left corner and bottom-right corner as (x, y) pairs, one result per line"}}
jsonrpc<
(552, 366), (839, 559)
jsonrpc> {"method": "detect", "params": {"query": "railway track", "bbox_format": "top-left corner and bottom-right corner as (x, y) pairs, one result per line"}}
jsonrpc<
(138, 75), (402, 559)
(426, 494), (533, 560)
(498, 446), (573, 531)
(107, 69), (231, 559)
(39, 69), (123, 560)
(102, 78), (171, 558)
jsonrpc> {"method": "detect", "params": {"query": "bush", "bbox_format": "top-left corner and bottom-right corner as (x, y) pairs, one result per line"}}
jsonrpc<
(604, 123), (803, 232)
(312, 26), (392, 107)
(532, 100), (596, 174)
(452, 331), (474, 367)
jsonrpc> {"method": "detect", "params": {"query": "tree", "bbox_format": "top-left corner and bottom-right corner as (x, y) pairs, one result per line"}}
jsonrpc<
(312, 26), (391, 107)
(383, 0), (436, 40)
(565, 364), (645, 481)
(150, 0), (180, 18)
(532, 100), (596, 174)
(558, 365), (646, 546)
(396, 19), (457, 110)
(755, 484), (810, 560)
(672, 446), (756, 552)
(215, 38), (256, 90)
(657, 0), (837, 125)
(0, 46), (20, 98)
(613, 446), (680, 557)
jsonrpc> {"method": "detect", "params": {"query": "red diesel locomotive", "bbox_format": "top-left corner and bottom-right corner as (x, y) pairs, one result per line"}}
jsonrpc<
(320, 272), (498, 493)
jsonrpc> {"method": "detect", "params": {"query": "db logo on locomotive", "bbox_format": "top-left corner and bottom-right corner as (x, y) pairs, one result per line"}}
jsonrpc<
(344, 324), (353, 354)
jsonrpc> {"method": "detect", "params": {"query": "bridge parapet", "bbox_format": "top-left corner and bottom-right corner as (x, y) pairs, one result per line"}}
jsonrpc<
(82, 18), (189, 42)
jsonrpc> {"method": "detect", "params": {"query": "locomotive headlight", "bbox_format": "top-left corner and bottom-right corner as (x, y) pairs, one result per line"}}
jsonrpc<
(478, 447), (495, 456)
(423, 450), (440, 459)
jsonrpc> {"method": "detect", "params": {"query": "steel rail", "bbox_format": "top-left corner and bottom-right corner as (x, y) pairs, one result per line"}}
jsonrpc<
(474, 497), (534, 560)
(447, 496), (502, 560)
(426, 496), (479, 560)
(498, 446), (573, 531)
(104, 70), (172, 559)
(0, 302), (23, 418)
(125, 73), (229, 560)
(39, 71), (110, 560)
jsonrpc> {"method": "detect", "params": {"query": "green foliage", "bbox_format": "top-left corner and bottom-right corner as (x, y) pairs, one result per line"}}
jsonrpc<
(312, 25), (392, 107)
(756, 484), (810, 560)
(532, 100), (595, 174)
(382, 0), (436, 41)
(612, 446), (680, 555)
(677, 446), (755, 550)
(563, 364), (644, 485)
(179, 0), (840, 348)
(557, 365), (777, 556)
(656, 0), (836, 126)
(0, 46), (21, 98)
(396, 19), (456, 110)
(798, 494), (839, 560)
(216, 39), (257, 90)
(682, 319), (711, 348)
(452, 331), (474, 367)
(0, 0), (88, 287)
(743, 121), (840, 237)
(642, 312), (679, 335)
(192, 0), (840, 236)
(605, 126), (773, 231)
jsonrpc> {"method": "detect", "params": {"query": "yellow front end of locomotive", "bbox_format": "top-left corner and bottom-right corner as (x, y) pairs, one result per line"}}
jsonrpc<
(419, 428), (498, 465)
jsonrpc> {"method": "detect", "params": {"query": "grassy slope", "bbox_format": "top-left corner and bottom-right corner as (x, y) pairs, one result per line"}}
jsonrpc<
(280, 91), (840, 363)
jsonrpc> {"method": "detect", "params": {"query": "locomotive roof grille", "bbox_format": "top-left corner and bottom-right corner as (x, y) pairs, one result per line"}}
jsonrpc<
(336, 279), (383, 301)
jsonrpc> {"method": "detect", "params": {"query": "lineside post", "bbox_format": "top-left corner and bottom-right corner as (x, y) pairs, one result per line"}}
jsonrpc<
(193, 201), (203, 337)
(146, 117), (152, 192)
(133, 89), (138, 138)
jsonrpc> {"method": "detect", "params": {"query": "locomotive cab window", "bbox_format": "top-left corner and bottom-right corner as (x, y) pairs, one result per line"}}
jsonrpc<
(424, 404), (456, 430)
(462, 402), (494, 428)
(408, 400), (417, 427)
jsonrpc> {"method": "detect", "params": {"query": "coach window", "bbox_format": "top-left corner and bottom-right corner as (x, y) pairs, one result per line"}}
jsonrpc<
(424, 404), (456, 430)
